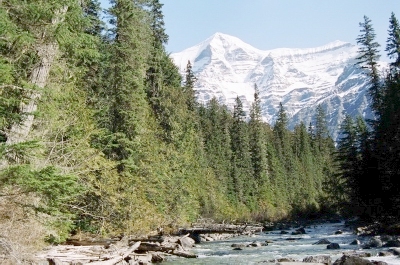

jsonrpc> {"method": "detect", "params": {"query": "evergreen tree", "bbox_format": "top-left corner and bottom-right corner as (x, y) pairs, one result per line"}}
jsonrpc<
(386, 12), (400, 72)
(314, 105), (330, 152)
(336, 115), (359, 210)
(374, 70), (400, 214)
(273, 103), (297, 204)
(249, 84), (269, 192)
(273, 102), (289, 149)
(0, 0), (110, 241)
(145, 0), (168, 100)
(356, 15), (382, 117)
(183, 60), (198, 111)
(230, 96), (254, 206)
(103, 0), (151, 168)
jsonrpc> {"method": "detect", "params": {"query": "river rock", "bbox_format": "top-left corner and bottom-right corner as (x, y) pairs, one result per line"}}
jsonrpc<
(313, 239), (331, 245)
(233, 247), (243, 250)
(249, 241), (262, 247)
(378, 251), (393, 256)
(296, 227), (307, 234)
(231, 243), (246, 248)
(349, 239), (360, 245)
(382, 239), (400, 247)
(303, 254), (332, 265)
(363, 237), (383, 248)
(327, 243), (340, 249)
(389, 247), (400, 255)
(178, 236), (195, 249)
(292, 227), (306, 235)
(333, 254), (387, 265)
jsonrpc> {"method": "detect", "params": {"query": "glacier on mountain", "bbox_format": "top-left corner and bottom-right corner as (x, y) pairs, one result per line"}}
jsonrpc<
(170, 32), (383, 141)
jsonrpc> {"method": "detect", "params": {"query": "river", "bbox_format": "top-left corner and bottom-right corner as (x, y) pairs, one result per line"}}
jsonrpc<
(162, 221), (400, 265)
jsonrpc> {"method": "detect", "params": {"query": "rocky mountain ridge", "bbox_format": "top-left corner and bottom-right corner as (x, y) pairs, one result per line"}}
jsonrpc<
(170, 32), (387, 141)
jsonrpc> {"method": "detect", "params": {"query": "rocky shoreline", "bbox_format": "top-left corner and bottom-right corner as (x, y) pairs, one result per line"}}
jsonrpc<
(29, 222), (263, 264)
(7, 219), (400, 265)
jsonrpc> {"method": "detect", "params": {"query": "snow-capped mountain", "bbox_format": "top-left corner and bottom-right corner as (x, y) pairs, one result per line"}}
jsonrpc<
(170, 32), (381, 141)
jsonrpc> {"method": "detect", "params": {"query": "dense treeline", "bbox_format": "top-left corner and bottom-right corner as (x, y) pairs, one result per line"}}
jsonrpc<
(0, 0), (336, 245)
(335, 13), (400, 221)
(0, 0), (398, 256)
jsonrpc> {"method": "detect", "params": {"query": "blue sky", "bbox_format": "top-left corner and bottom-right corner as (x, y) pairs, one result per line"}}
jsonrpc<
(100, 1), (398, 60)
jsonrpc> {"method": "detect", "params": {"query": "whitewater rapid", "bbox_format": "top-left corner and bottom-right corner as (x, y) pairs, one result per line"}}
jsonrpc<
(163, 221), (400, 265)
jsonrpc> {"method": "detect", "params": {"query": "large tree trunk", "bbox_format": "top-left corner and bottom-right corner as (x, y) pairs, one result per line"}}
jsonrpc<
(1, 6), (68, 166)
(6, 4), (68, 145)
(5, 43), (58, 145)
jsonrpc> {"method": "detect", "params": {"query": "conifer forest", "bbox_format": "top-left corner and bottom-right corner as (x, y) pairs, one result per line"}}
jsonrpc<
(0, 0), (400, 254)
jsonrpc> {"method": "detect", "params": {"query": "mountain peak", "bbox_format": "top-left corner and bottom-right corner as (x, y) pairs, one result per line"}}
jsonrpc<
(170, 33), (373, 141)
(203, 32), (266, 55)
(207, 32), (239, 42)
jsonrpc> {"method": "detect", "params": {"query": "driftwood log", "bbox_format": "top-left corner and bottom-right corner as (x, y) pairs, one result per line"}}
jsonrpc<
(87, 241), (140, 265)
(35, 235), (199, 264)
(179, 223), (263, 235)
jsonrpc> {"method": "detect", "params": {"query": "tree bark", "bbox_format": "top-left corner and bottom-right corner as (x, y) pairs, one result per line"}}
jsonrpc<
(2, 5), (68, 165)
(5, 43), (58, 145)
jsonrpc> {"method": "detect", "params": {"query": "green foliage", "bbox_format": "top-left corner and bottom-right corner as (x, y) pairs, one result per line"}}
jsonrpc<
(183, 60), (198, 111)
(8, 166), (82, 212)
(0, 164), (82, 243)
(386, 12), (400, 70)
(249, 84), (269, 195)
(335, 13), (400, 220)
(356, 15), (382, 116)
(0, 0), (345, 244)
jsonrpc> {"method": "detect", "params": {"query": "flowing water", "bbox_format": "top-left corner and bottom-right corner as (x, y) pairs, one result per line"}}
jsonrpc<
(162, 221), (400, 265)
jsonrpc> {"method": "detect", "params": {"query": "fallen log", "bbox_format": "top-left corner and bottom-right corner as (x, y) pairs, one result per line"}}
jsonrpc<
(179, 223), (263, 235)
(179, 227), (241, 234)
(65, 239), (116, 247)
(87, 241), (141, 265)
(172, 250), (198, 258)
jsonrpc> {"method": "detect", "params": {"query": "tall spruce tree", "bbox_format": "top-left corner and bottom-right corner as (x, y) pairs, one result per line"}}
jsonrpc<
(273, 102), (289, 150)
(230, 96), (254, 207)
(200, 98), (232, 189)
(336, 115), (359, 211)
(249, 84), (269, 192)
(356, 15), (382, 117)
(386, 12), (400, 72)
(183, 60), (198, 111)
(145, 0), (168, 100)
(104, 0), (151, 169)
(272, 103), (296, 203)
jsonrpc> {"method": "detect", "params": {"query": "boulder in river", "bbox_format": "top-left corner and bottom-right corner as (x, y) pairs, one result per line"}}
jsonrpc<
(303, 255), (332, 265)
(333, 254), (388, 265)
(313, 239), (331, 245)
(349, 239), (360, 245)
(382, 239), (400, 247)
(327, 243), (340, 249)
(363, 237), (383, 248)
(389, 247), (400, 255)
(231, 243), (246, 248)
(248, 241), (262, 247)
(179, 236), (195, 249)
